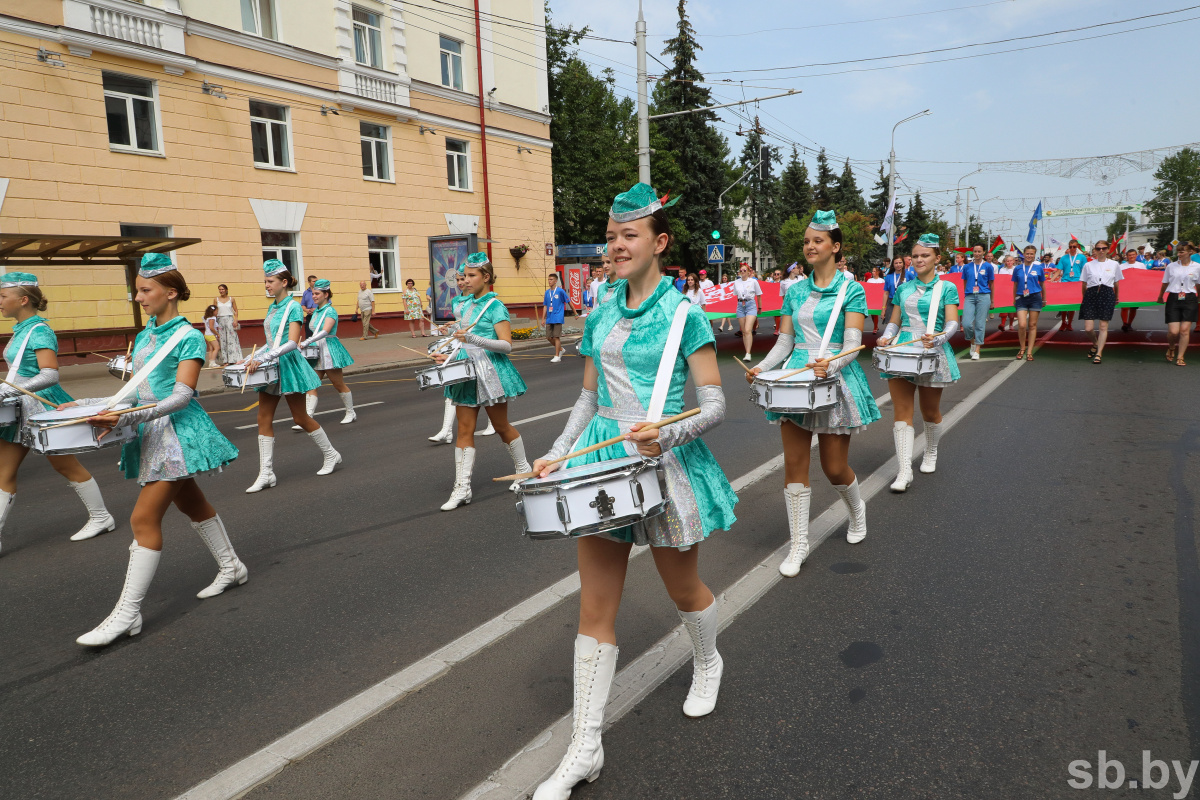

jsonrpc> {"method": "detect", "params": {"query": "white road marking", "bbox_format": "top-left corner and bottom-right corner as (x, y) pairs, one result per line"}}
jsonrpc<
(510, 407), (572, 426)
(233, 402), (384, 430)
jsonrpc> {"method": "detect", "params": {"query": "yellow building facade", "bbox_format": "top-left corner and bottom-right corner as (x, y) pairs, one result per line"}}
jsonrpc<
(0, 0), (555, 337)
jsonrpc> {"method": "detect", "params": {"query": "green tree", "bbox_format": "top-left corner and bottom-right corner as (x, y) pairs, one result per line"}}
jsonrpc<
(866, 162), (902, 264)
(736, 123), (784, 269)
(813, 148), (835, 209)
(1105, 211), (1138, 243)
(779, 146), (813, 221)
(779, 214), (806, 266)
(1145, 148), (1200, 250)
(902, 191), (932, 251)
(791, 209), (874, 274)
(833, 158), (866, 213)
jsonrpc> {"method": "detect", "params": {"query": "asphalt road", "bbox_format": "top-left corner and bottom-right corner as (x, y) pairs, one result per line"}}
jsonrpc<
(1, 316), (1196, 800)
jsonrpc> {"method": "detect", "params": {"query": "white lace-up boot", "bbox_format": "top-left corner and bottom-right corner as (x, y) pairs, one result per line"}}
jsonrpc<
(293, 392), (318, 431)
(191, 515), (248, 599)
(440, 447), (475, 510)
(309, 427), (342, 475)
(834, 478), (867, 544)
(245, 435), (276, 493)
(532, 635), (619, 800)
(339, 391), (356, 424)
(68, 478), (117, 541)
(890, 422), (915, 492)
(679, 598), (723, 717)
(480, 418), (496, 436)
(76, 541), (160, 646)
(429, 399), (455, 443)
(506, 435), (532, 492)
(0, 489), (14, 555)
(780, 483), (811, 577)
(920, 421), (942, 473)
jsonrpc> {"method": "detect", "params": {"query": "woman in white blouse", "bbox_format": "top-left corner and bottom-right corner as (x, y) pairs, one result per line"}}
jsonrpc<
(682, 272), (705, 307)
(733, 264), (762, 361)
(1079, 240), (1124, 364)
(1158, 241), (1199, 366)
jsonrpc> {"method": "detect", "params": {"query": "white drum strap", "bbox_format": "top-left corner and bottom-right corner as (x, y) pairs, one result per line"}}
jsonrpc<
(272, 299), (298, 348)
(816, 278), (850, 361)
(4, 323), (46, 384)
(467, 297), (498, 331)
(104, 325), (192, 410)
(310, 305), (333, 335)
(646, 300), (691, 423)
(925, 280), (946, 333)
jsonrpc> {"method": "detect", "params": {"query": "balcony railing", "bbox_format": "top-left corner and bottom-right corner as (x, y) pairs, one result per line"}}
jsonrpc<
(354, 73), (399, 104)
(90, 5), (164, 49)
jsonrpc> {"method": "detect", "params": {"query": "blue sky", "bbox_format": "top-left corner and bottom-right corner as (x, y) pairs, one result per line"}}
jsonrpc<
(550, 0), (1200, 245)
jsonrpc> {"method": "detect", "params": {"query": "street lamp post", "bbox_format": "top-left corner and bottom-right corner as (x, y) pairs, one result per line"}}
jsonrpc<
(1161, 179), (1181, 247)
(886, 110), (931, 266)
(956, 168), (983, 247)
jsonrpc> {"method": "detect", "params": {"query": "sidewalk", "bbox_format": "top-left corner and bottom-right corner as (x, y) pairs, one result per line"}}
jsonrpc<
(58, 316), (584, 399)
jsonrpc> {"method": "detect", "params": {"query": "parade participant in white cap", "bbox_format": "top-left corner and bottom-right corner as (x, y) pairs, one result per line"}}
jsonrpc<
(429, 270), (495, 441)
(0, 271), (118, 553)
(294, 279), (357, 427)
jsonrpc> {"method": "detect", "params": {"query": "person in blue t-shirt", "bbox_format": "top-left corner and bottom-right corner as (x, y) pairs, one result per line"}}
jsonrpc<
(1054, 239), (1087, 330)
(948, 252), (966, 274)
(960, 244), (994, 360)
(1013, 245), (1047, 360)
(882, 255), (907, 331)
(540, 272), (571, 363)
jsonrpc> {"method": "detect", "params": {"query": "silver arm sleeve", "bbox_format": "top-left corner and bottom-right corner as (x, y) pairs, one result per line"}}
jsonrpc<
(2, 368), (59, 396)
(823, 328), (862, 376)
(654, 384), (725, 454)
(754, 333), (794, 372)
(881, 322), (900, 341)
(258, 339), (299, 363)
(926, 320), (959, 347)
(118, 381), (194, 426)
(463, 332), (512, 354)
(299, 328), (330, 348)
(542, 388), (598, 461)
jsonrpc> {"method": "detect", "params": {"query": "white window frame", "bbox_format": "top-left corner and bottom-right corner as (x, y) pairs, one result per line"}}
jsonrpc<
(249, 100), (293, 171)
(439, 36), (464, 91)
(102, 72), (163, 156)
(367, 235), (400, 291)
(446, 138), (471, 192)
(261, 231), (301, 275)
(360, 122), (392, 183)
(120, 223), (175, 262)
(241, 0), (278, 40)
(352, 6), (384, 69)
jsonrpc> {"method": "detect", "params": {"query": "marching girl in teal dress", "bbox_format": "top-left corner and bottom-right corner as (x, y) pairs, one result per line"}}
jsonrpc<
(0, 272), (118, 554)
(244, 260), (341, 492)
(876, 233), (961, 492)
(75, 254), (244, 647)
(428, 271), (495, 442)
(434, 252), (529, 510)
(747, 210), (881, 577)
(528, 184), (738, 800)
(294, 279), (357, 428)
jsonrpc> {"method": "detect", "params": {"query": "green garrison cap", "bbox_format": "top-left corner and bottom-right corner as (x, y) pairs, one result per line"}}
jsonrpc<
(314, 279), (331, 290)
(138, 252), (176, 277)
(917, 233), (940, 248)
(0, 272), (38, 287)
(263, 259), (288, 276)
(609, 182), (681, 223)
(808, 210), (839, 231)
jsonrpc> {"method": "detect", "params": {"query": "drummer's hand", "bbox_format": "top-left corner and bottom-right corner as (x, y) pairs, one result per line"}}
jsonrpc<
(921, 333), (936, 348)
(246, 360), (261, 374)
(811, 359), (830, 379)
(744, 366), (762, 385)
(453, 330), (469, 342)
(531, 458), (561, 479)
(59, 400), (80, 409)
(431, 353), (449, 364)
(626, 423), (663, 457)
(877, 336), (892, 347)
(88, 412), (122, 440)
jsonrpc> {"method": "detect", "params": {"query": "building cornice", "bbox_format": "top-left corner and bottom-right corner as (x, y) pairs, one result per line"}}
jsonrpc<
(184, 18), (341, 71)
(410, 79), (550, 125)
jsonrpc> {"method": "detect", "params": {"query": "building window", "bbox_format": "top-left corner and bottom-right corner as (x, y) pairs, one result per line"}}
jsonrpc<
(439, 36), (463, 91)
(261, 231), (300, 273)
(250, 101), (291, 169)
(240, 0), (277, 40)
(103, 72), (160, 154)
(446, 138), (470, 191)
(368, 236), (398, 289)
(120, 224), (173, 263)
(353, 7), (383, 68)
(360, 122), (391, 181)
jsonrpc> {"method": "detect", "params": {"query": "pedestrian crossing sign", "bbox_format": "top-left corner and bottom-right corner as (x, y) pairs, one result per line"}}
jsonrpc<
(707, 244), (725, 264)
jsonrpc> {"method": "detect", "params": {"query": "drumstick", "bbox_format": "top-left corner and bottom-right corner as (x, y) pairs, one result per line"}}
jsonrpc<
(492, 408), (701, 482)
(733, 357), (755, 374)
(240, 346), (260, 395)
(875, 334), (942, 352)
(121, 342), (132, 381)
(771, 344), (871, 380)
(40, 403), (157, 429)
(399, 344), (438, 361)
(0, 379), (61, 409)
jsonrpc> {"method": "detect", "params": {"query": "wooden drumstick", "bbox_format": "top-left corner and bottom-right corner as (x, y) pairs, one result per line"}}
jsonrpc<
(774, 344), (870, 380)
(121, 342), (132, 381)
(734, 357), (755, 374)
(40, 403), (157, 429)
(240, 346), (260, 395)
(399, 344), (438, 361)
(493, 408), (701, 482)
(875, 334), (941, 352)
(0, 379), (61, 409)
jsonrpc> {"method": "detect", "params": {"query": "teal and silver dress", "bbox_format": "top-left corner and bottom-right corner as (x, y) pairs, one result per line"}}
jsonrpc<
(445, 292), (527, 407)
(880, 276), (961, 388)
(306, 302), (354, 371)
(596, 280), (621, 306)
(0, 315), (74, 445)
(117, 315), (239, 484)
(768, 273), (881, 434)
(569, 277), (738, 548)
(258, 298), (321, 395)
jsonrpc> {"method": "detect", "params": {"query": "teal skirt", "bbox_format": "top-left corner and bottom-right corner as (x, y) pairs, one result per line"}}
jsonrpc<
(120, 400), (239, 483)
(445, 349), (527, 407)
(564, 415), (738, 547)
(307, 337), (354, 371)
(257, 349), (321, 395)
(0, 384), (74, 444)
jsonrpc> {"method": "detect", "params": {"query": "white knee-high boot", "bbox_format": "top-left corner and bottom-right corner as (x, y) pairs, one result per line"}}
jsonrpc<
(440, 447), (475, 510)
(679, 598), (722, 717)
(429, 398), (455, 443)
(532, 635), (619, 800)
(191, 515), (248, 599)
(339, 391), (356, 424)
(920, 421), (942, 473)
(76, 541), (160, 646)
(834, 477), (867, 544)
(890, 422), (915, 492)
(0, 489), (14, 555)
(480, 417), (496, 436)
(293, 392), (318, 431)
(68, 478), (117, 541)
(245, 435), (276, 493)
(309, 426), (342, 475)
(506, 435), (531, 492)
(780, 483), (811, 577)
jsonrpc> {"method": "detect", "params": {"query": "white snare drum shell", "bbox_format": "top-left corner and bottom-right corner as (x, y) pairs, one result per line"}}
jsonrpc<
(221, 362), (280, 389)
(873, 345), (940, 376)
(417, 359), (475, 390)
(27, 404), (136, 455)
(750, 369), (840, 413)
(515, 457), (669, 540)
(0, 397), (20, 425)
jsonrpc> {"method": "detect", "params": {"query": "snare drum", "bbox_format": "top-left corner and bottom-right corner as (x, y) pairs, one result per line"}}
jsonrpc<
(27, 403), (137, 456)
(515, 455), (668, 540)
(106, 354), (131, 380)
(222, 362), (280, 389)
(416, 358), (475, 390)
(301, 343), (321, 360)
(427, 336), (459, 357)
(872, 344), (941, 377)
(0, 396), (21, 426)
(750, 368), (840, 413)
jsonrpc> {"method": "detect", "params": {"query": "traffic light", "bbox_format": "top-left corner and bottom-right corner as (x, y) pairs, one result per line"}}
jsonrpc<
(711, 229), (721, 240)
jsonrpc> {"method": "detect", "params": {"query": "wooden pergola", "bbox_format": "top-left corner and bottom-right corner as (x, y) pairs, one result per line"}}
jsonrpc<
(0, 234), (201, 354)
